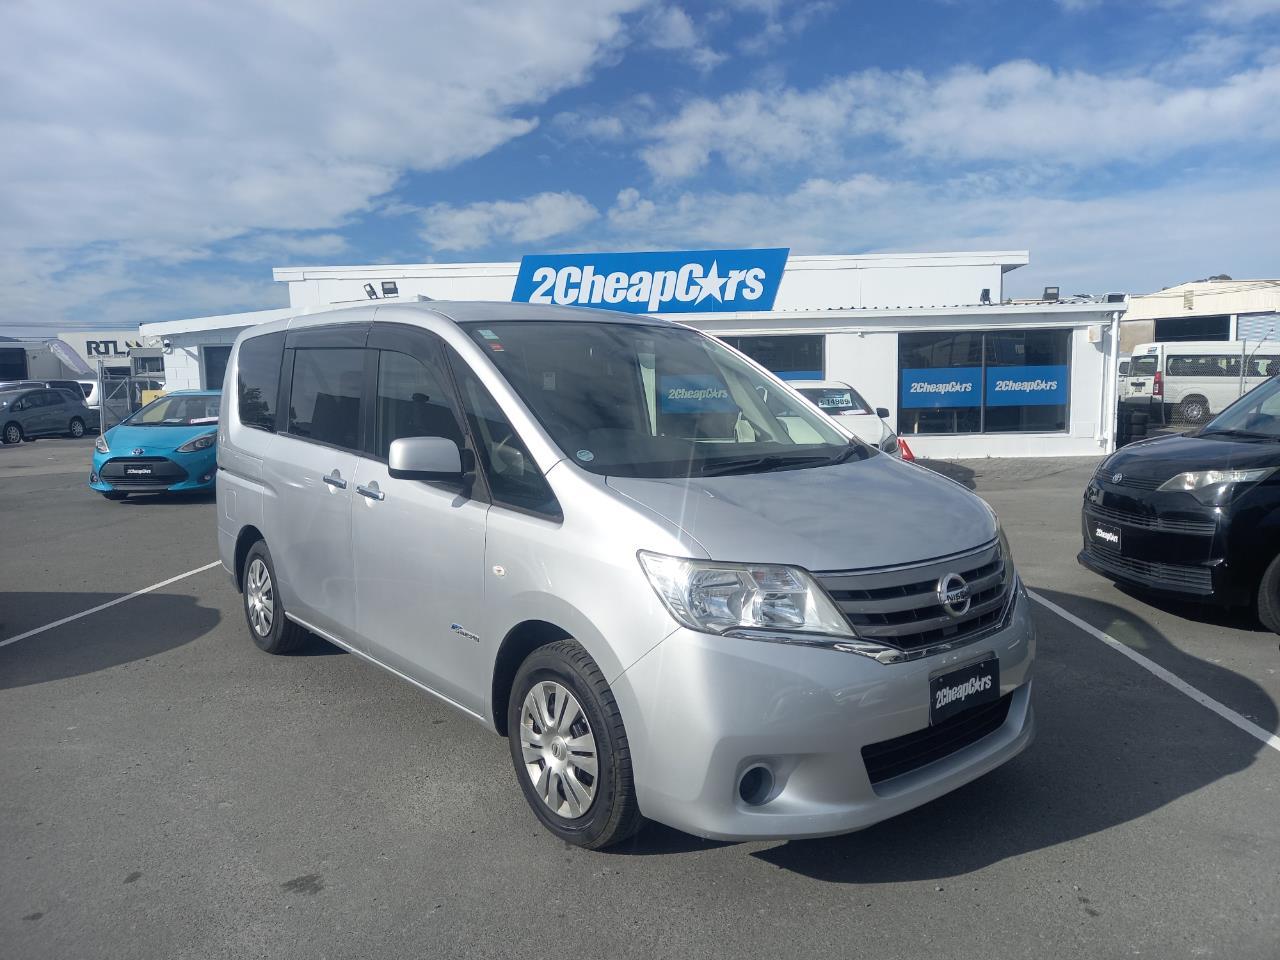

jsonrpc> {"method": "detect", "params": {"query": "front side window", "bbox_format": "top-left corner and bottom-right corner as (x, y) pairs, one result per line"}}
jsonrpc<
(237, 332), (284, 431)
(463, 321), (861, 479)
(286, 348), (364, 449)
(374, 350), (464, 459)
(447, 351), (559, 518)
(128, 394), (221, 426)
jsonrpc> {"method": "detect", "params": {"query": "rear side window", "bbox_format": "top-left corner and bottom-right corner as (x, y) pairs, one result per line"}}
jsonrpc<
(237, 332), (284, 431)
(45, 390), (65, 406)
(286, 348), (364, 450)
(374, 350), (464, 459)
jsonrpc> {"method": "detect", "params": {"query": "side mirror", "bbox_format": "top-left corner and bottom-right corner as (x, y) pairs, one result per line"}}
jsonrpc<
(388, 436), (464, 482)
(875, 407), (891, 419)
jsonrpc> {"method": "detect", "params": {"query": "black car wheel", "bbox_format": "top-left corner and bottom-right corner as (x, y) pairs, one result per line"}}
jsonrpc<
(1257, 553), (1280, 635)
(68, 417), (85, 438)
(1178, 395), (1210, 424)
(2, 422), (21, 445)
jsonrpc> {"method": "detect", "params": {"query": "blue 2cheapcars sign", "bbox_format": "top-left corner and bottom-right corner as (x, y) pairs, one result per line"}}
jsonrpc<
(901, 368), (982, 408)
(985, 365), (1069, 406)
(511, 248), (789, 314)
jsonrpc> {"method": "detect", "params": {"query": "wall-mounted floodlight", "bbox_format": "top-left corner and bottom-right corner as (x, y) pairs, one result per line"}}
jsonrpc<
(381, 281), (399, 297)
(1043, 286), (1060, 301)
(364, 283), (379, 299)
(980, 288), (991, 305)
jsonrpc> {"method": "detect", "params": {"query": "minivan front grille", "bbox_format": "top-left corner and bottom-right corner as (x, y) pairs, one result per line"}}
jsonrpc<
(862, 693), (1013, 785)
(814, 541), (1012, 653)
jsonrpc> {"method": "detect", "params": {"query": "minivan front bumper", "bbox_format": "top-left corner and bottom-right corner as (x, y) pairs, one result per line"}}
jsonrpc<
(611, 587), (1035, 841)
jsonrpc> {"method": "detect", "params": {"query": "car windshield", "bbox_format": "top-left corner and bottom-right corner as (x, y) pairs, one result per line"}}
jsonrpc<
(797, 386), (872, 415)
(126, 394), (220, 426)
(1199, 376), (1280, 440)
(464, 320), (868, 479)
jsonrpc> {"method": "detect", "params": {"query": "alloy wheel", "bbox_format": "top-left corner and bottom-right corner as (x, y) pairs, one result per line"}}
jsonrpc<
(518, 680), (599, 819)
(3, 425), (19, 444)
(245, 557), (274, 637)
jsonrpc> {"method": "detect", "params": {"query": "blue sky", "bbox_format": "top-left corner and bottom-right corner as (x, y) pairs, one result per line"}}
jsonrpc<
(2, 0), (1278, 332)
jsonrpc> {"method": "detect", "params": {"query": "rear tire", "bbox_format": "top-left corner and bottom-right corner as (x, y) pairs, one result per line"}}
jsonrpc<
(2, 422), (21, 444)
(68, 418), (85, 438)
(507, 640), (644, 849)
(241, 541), (308, 654)
(1179, 395), (1210, 424)
(1256, 553), (1280, 635)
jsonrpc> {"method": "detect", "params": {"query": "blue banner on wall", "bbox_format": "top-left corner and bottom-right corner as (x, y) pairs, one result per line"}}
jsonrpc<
(512, 248), (789, 315)
(985, 365), (1069, 406)
(901, 368), (982, 409)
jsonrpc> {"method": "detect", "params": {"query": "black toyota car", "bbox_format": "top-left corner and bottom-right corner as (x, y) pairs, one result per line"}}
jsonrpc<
(1080, 374), (1280, 634)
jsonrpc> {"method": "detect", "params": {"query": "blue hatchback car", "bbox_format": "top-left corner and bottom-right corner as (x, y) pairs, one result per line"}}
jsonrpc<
(90, 390), (221, 500)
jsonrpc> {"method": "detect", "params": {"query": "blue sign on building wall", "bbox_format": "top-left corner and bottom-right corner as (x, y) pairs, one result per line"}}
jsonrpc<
(900, 368), (982, 408)
(984, 365), (1069, 406)
(511, 248), (789, 314)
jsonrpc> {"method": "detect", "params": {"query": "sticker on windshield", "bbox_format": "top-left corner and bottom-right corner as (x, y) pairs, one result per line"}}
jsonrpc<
(576, 449), (595, 462)
(477, 329), (499, 340)
(658, 375), (736, 413)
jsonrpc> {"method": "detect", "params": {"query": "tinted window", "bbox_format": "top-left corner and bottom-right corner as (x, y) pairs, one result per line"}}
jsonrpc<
(43, 390), (64, 406)
(1167, 354), (1240, 377)
(203, 345), (232, 391)
(286, 348), (364, 449)
(983, 330), (1070, 433)
(374, 350), (463, 459)
(720, 335), (823, 380)
(448, 352), (560, 519)
(237, 332), (284, 431)
(1130, 357), (1157, 377)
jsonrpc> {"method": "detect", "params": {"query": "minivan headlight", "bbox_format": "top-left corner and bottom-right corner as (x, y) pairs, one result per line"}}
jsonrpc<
(176, 432), (217, 453)
(1157, 467), (1276, 503)
(637, 551), (854, 640)
(94, 434), (110, 454)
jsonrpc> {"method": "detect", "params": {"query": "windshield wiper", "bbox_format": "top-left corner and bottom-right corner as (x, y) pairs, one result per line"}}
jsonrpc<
(1200, 428), (1279, 440)
(697, 454), (836, 477)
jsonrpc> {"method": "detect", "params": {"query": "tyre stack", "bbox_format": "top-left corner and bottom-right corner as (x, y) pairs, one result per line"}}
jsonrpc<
(1116, 403), (1150, 447)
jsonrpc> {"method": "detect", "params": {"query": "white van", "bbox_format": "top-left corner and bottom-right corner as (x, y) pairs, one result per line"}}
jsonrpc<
(1128, 341), (1280, 423)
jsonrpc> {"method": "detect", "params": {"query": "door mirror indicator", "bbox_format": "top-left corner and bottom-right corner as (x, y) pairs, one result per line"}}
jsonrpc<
(388, 436), (465, 481)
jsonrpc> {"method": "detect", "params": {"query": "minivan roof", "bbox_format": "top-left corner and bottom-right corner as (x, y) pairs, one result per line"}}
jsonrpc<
(244, 300), (675, 340)
(1133, 340), (1280, 355)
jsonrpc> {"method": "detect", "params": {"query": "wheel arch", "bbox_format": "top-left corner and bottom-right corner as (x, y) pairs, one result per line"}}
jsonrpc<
(233, 524), (265, 592)
(490, 619), (573, 736)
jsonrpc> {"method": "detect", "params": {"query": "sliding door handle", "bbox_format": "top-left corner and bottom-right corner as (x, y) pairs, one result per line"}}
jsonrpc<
(356, 483), (385, 502)
(323, 472), (348, 490)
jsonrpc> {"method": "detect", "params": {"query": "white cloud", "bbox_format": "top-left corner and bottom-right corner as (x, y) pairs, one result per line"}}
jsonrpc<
(0, 0), (650, 327)
(640, 5), (725, 71)
(419, 192), (599, 251)
(641, 59), (1280, 178)
(594, 176), (1280, 296)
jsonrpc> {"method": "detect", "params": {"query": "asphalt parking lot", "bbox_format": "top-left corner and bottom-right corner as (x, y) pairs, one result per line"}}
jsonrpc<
(2, 440), (1277, 960)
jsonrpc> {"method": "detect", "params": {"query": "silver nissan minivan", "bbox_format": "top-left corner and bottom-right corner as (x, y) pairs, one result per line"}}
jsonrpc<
(217, 301), (1035, 848)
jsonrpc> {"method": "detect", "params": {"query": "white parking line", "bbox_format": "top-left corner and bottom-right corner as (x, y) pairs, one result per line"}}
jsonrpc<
(1029, 590), (1280, 755)
(0, 561), (221, 650)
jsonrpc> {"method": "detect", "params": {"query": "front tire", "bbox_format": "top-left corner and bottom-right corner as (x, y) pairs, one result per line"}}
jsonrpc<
(2, 423), (21, 444)
(507, 640), (644, 849)
(1256, 553), (1280, 635)
(68, 417), (85, 438)
(241, 541), (308, 654)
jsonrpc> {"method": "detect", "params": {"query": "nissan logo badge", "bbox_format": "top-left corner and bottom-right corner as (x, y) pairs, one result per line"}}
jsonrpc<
(936, 572), (972, 618)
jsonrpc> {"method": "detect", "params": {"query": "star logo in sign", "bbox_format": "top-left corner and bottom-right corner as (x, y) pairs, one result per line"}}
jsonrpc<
(694, 261), (727, 304)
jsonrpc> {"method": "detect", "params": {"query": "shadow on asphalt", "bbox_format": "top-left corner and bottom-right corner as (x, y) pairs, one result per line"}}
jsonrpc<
(1113, 581), (1269, 633)
(618, 588), (1277, 873)
(109, 490), (217, 506)
(918, 459), (976, 489)
(0, 592), (221, 690)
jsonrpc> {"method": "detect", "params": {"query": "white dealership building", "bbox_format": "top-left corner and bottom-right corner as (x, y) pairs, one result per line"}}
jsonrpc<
(140, 249), (1126, 459)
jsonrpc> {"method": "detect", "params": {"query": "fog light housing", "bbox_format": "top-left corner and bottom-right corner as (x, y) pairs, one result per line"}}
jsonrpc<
(738, 765), (775, 806)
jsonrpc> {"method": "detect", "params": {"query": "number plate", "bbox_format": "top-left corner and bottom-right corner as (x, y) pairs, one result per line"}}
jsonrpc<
(930, 657), (999, 725)
(1089, 519), (1121, 553)
(124, 465), (154, 477)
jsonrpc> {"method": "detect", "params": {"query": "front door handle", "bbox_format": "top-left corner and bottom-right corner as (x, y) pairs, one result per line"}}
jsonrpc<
(323, 472), (348, 490)
(356, 483), (385, 502)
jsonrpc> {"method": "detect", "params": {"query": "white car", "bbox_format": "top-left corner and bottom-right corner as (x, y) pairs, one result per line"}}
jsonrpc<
(791, 379), (914, 460)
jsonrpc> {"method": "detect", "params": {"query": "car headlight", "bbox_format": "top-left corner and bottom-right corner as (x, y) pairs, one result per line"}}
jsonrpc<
(94, 434), (110, 453)
(637, 551), (854, 640)
(176, 432), (217, 453)
(1157, 467), (1276, 504)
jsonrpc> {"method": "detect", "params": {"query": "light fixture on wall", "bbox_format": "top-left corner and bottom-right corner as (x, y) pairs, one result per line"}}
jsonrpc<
(380, 281), (399, 297)
(1043, 286), (1060, 302)
(980, 288), (991, 305)
(364, 283), (379, 299)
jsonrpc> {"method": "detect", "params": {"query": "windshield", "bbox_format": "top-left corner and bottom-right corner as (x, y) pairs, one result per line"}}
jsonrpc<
(464, 321), (868, 478)
(1200, 376), (1280, 439)
(797, 386), (872, 415)
(125, 394), (221, 426)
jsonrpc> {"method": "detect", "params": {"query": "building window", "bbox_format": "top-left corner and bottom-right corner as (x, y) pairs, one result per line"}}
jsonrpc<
(899, 329), (1071, 435)
(202, 345), (232, 391)
(719, 335), (823, 380)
